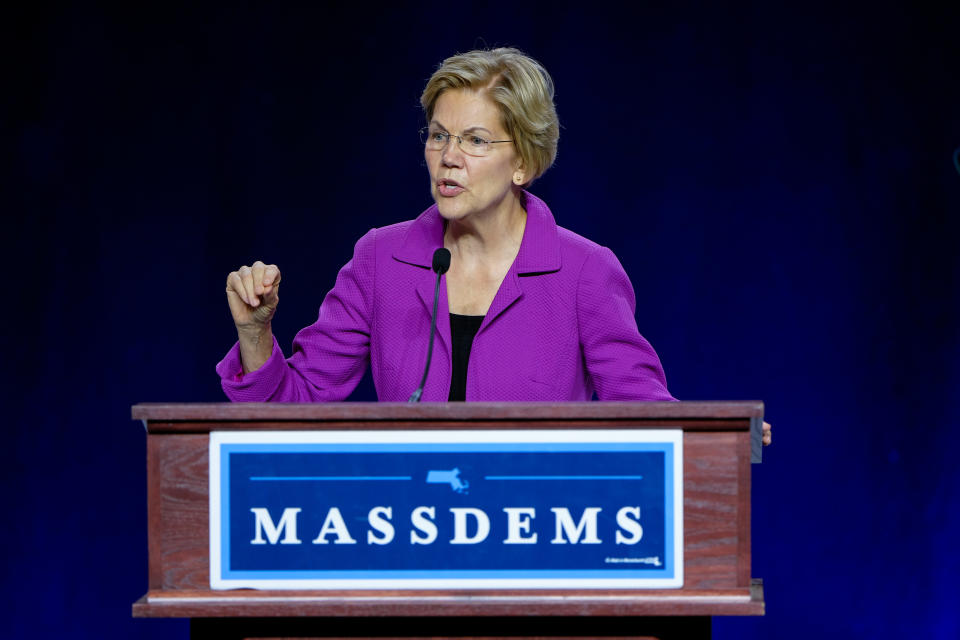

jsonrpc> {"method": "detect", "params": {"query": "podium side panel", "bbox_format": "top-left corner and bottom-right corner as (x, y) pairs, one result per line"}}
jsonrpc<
(737, 431), (752, 587)
(150, 432), (210, 590)
(682, 431), (743, 590)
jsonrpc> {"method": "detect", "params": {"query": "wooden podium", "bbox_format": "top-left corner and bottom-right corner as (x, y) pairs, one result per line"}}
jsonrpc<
(132, 401), (764, 639)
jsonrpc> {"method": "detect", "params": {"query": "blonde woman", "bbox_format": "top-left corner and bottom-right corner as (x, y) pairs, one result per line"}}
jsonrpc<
(219, 48), (674, 405)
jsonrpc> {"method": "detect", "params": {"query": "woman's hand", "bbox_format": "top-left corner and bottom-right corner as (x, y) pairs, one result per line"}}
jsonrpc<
(226, 261), (281, 329)
(762, 421), (772, 446)
(226, 261), (281, 373)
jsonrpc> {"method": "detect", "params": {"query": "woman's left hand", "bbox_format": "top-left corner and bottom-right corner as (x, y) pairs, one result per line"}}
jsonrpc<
(762, 421), (772, 446)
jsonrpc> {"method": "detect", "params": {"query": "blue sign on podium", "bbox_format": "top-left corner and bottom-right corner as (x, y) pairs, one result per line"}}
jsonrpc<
(209, 430), (683, 589)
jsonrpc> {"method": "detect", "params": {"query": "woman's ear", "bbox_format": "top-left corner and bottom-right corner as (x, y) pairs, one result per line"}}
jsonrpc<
(512, 164), (527, 186)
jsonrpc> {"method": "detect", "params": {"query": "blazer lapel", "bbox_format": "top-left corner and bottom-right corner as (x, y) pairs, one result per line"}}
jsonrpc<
(393, 205), (444, 268)
(480, 267), (522, 332)
(480, 192), (561, 332)
(513, 192), (562, 275)
(416, 271), (451, 354)
(396, 203), (451, 355)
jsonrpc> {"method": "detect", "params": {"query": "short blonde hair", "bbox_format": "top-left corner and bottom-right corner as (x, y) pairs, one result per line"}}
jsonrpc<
(421, 48), (559, 185)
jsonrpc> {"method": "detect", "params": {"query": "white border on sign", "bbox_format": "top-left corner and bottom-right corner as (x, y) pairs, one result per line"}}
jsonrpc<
(209, 429), (683, 590)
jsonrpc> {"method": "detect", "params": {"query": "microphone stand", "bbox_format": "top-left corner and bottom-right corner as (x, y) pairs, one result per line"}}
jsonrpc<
(409, 248), (451, 402)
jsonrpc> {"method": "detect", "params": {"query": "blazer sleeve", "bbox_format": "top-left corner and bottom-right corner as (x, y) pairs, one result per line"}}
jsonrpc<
(576, 245), (676, 401)
(216, 229), (377, 402)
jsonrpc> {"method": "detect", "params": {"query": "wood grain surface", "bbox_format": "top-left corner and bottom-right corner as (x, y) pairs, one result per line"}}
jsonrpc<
(133, 401), (763, 427)
(135, 403), (763, 619)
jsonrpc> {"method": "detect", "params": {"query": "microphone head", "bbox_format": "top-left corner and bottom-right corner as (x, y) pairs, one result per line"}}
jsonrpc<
(432, 248), (451, 275)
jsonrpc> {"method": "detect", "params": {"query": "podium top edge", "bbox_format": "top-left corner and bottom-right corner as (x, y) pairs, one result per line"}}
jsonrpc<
(132, 401), (764, 423)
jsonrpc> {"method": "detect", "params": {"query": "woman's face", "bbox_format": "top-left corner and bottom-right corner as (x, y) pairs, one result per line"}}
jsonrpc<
(425, 89), (524, 223)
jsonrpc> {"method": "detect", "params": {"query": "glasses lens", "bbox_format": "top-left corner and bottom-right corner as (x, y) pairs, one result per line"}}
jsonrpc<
(422, 128), (446, 149)
(460, 133), (490, 156)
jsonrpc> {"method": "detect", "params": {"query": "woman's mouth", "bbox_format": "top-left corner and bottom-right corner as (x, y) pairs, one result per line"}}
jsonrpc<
(437, 178), (465, 197)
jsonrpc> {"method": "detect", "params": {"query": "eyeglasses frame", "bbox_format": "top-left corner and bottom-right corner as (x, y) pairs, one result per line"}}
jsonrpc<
(419, 127), (513, 157)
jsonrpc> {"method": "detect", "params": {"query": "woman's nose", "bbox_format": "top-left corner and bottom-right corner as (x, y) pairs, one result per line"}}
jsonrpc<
(441, 136), (465, 165)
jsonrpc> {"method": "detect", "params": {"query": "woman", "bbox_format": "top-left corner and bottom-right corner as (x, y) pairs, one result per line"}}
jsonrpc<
(217, 49), (677, 406)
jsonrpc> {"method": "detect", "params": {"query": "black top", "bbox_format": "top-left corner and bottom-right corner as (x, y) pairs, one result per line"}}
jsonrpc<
(448, 313), (484, 401)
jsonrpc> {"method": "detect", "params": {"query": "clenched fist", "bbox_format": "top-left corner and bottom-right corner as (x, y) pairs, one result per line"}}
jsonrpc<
(225, 261), (281, 373)
(226, 261), (281, 329)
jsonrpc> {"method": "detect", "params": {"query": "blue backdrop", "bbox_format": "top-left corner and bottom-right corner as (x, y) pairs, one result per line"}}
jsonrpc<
(6, 2), (959, 638)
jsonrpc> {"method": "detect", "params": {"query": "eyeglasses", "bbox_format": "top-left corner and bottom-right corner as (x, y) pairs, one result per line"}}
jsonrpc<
(420, 127), (513, 157)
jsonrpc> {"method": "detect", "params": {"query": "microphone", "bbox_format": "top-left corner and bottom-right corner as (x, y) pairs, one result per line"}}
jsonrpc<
(433, 247), (452, 274)
(409, 248), (451, 402)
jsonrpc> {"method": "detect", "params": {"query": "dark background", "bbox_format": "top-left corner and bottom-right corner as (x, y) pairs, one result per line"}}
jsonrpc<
(5, 2), (959, 638)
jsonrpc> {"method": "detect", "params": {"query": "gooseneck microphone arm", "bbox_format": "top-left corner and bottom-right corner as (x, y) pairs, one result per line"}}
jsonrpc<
(409, 248), (452, 402)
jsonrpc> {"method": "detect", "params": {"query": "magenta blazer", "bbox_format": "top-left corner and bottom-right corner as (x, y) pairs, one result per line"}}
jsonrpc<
(217, 193), (674, 402)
